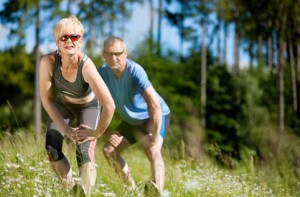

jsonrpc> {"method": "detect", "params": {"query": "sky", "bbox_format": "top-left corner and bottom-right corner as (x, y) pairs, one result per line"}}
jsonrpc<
(0, 0), (247, 66)
(0, 1), (178, 53)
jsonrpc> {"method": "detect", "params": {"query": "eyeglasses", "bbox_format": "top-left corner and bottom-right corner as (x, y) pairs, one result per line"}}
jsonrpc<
(104, 50), (125, 57)
(59, 34), (81, 42)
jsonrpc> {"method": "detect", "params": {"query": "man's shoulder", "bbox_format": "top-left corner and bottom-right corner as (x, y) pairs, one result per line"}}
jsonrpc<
(97, 64), (108, 72)
(126, 59), (145, 73)
(98, 63), (108, 69)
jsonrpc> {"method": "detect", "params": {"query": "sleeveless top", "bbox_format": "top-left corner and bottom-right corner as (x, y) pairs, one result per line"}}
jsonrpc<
(52, 51), (92, 98)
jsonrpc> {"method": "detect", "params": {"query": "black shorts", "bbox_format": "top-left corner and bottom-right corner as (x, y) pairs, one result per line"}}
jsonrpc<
(116, 114), (170, 144)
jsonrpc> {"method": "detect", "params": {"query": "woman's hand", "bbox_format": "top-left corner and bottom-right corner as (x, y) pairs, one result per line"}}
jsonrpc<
(64, 127), (78, 143)
(73, 124), (99, 144)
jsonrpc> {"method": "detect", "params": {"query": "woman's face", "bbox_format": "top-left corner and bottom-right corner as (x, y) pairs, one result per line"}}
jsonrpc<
(56, 32), (82, 55)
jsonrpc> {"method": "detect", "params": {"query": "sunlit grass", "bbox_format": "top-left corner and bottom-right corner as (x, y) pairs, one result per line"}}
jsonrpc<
(0, 131), (298, 197)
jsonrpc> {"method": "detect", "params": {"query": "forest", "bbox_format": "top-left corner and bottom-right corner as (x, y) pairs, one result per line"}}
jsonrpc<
(0, 0), (300, 196)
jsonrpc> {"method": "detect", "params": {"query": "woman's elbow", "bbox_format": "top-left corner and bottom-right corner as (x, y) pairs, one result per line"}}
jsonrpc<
(107, 100), (115, 115)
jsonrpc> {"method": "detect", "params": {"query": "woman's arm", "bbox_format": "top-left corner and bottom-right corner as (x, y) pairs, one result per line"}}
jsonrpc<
(39, 54), (75, 140)
(77, 58), (115, 141)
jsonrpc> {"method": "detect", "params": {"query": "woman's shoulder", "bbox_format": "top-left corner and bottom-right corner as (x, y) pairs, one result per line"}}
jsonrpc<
(40, 51), (57, 75)
(41, 51), (56, 63)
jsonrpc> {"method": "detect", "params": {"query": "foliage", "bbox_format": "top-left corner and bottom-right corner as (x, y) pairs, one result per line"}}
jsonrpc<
(0, 131), (299, 196)
(204, 65), (243, 163)
(0, 1), (300, 194)
(0, 100), (34, 134)
(0, 47), (35, 104)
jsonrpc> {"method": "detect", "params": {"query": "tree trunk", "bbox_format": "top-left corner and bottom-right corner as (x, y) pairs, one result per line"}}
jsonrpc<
(223, 22), (228, 66)
(249, 42), (254, 69)
(258, 35), (263, 65)
(268, 20), (273, 71)
(157, 0), (162, 56)
(289, 41), (297, 113)
(268, 35), (273, 71)
(279, 39), (286, 141)
(233, 22), (239, 76)
(148, 0), (154, 52)
(201, 17), (207, 128)
(88, 0), (95, 56)
(297, 44), (300, 81)
(34, 2), (41, 136)
(217, 17), (221, 64)
(109, 2), (115, 36)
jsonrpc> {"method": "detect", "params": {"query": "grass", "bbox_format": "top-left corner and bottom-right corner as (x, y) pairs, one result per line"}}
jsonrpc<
(0, 131), (299, 197)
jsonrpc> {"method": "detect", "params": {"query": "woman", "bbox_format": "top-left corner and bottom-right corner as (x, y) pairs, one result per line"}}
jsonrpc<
(39, 15), (115, 195)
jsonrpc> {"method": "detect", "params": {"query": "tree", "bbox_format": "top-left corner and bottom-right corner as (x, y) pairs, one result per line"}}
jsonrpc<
(0, 0), (45, 134)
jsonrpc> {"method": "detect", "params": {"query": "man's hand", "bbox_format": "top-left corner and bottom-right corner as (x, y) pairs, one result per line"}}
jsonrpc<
(141, 133), (159, 148)
(73, 124), (98, 144)
(108, 134), (124, 148)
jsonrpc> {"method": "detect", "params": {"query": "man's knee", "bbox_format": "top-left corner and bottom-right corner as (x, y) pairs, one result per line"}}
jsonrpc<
(146, 148), (163, 162)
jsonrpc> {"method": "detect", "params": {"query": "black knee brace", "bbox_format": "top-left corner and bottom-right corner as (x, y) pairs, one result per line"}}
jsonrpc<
(46, 145), (59, 161)
(45, 129), (64, 161)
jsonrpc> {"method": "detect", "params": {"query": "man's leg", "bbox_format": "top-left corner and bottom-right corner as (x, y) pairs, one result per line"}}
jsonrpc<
(142, 114), (170, 193)
(102, 134), (136, 191)
(144, 135), (165, 193)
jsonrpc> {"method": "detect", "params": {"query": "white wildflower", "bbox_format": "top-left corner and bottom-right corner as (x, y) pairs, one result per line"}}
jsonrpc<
(184, 179), (199, 190)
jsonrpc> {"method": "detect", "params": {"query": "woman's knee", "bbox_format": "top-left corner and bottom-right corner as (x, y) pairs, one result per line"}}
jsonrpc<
(76, 141), (96, 165)
(45, 129), (65, 161)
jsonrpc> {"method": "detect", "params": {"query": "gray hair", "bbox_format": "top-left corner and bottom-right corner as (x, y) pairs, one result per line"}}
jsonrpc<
(103, 36), (127, 50)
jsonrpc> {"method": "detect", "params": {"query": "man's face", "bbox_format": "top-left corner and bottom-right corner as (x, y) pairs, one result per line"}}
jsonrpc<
(102, 41), (127, 71)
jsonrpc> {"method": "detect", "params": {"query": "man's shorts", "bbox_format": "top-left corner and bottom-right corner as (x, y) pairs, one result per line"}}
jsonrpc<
(116, 114), (171, 144)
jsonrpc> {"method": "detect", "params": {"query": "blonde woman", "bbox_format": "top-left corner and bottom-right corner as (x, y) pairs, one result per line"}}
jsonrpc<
(39, 15), (115, 195)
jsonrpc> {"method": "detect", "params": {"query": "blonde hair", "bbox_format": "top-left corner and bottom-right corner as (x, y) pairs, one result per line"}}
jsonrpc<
(52, 15), (84, 41)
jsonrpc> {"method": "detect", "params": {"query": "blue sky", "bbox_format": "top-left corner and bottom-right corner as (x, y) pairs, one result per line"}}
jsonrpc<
(0, 0), (247, 66)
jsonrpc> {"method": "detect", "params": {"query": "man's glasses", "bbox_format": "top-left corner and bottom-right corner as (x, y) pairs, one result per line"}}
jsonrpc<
(104, 50), (125, 57)
(59, 34), (81, 42)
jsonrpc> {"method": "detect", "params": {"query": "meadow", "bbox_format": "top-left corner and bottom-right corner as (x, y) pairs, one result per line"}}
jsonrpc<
(0, 131), (298, 197)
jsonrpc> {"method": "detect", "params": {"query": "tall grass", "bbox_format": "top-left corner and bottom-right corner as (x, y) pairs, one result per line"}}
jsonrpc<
(0, 130), (298, 197)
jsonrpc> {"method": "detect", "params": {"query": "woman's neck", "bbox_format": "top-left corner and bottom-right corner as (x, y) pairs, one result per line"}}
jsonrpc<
(60, 52), (81, 69)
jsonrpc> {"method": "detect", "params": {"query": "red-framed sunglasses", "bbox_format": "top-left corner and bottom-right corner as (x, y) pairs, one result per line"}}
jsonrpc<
(59, 34), (81, 42)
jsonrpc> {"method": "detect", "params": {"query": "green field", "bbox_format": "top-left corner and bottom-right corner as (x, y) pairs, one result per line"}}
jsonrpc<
(0, 131), (298, 197)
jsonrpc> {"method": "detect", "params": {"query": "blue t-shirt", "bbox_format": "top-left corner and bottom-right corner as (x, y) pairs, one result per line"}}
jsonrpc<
(98, 59), (170, 125)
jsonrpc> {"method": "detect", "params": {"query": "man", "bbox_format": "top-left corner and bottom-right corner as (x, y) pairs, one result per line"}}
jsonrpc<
(95, 36), (170, 195)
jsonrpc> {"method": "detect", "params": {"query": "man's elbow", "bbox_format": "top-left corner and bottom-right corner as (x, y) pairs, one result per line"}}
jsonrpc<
(150, 102), (161, 114)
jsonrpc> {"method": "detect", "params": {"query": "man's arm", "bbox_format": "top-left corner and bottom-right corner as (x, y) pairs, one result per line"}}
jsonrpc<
(142, 86), (162, 145)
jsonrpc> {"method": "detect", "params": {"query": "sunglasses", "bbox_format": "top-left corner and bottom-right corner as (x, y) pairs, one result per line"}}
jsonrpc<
(104, 50), (125, 57)
(59, 34), (81, 42)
